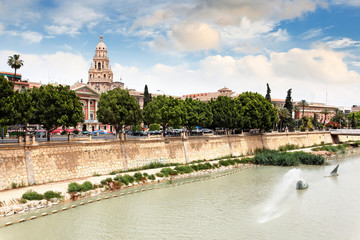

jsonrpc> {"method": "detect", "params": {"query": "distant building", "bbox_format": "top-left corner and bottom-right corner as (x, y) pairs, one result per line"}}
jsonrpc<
(294, 102), (337, 124)
(351, 105), (360, 113)
(182, 87), (237, 101)
(0, 71), (29, 92)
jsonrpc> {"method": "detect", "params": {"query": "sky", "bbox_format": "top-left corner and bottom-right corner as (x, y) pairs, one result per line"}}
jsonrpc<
(0, 0), (360, 106)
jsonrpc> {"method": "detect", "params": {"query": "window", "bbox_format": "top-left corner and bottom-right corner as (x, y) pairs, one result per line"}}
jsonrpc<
(90, 113), (94, 120)
(104, 74), (106, 78)
(137, 98), (139, 103)
(98, 62), (101, 69)
(104, 126), (107, 130)
(82, 88), (86, 92)
(90, 100), (93, 105)
(98, 126), (100, 130)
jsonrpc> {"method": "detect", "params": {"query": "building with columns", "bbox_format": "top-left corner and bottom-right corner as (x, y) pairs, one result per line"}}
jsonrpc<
(71, 35), (144, 132)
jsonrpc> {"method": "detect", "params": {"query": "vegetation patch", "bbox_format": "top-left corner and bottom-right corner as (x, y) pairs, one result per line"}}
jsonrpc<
(254, 149), (324, 166)
(22, 190), (44, 200)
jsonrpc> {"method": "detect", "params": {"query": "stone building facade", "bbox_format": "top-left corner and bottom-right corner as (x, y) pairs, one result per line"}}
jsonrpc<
(87, 35), (124, 92)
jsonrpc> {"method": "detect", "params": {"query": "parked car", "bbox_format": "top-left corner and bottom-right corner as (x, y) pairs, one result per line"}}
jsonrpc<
(202, 128), (213, 133)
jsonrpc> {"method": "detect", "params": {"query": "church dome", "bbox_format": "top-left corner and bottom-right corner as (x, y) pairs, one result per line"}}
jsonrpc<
(96, 35), (107, 50)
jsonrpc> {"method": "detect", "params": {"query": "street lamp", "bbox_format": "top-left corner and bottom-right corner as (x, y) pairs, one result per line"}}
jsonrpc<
(157, 90), (165, 95)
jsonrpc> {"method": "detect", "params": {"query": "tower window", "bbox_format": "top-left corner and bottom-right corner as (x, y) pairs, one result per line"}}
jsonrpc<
(98, 62), (101, 69)
(104, 74), (106, 78)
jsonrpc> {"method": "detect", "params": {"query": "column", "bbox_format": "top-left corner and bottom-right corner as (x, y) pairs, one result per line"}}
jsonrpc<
(87, 99), (91, 120)
(94, 100), (97, 120)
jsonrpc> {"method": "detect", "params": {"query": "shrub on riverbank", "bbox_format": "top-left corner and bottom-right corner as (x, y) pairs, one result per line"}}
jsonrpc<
(311, 144), (347, 153)
(43, 190), (61, 200)
(22, 190), (44, 200)
(81, 181), (93, 191)
(160, 168), (178, 177)
(279, 144), (299, 152)
(174, 165), (194, 174)
(68, 182), (82, 193)
(253, 149), (324, 166)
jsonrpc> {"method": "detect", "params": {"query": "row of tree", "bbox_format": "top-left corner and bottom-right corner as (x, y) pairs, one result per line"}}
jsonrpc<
(98, 86), (278, 137)
(0, 75), (84, 140)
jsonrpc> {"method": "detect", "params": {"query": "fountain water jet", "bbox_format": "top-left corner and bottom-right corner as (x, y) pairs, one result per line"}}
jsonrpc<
(258, 168), (302, 223)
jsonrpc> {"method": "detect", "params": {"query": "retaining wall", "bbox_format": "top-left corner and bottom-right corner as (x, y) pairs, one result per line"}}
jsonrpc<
(0, 131), (333, 190)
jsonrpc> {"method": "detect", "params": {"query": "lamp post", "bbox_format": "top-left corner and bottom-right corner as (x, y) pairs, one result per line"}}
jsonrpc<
(157, 90), (165, 95)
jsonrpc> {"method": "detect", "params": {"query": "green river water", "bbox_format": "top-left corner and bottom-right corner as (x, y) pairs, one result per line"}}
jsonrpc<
(1, 156), (359, 240)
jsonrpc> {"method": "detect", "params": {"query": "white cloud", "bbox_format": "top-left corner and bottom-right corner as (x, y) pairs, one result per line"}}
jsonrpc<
(300, 28), (323, 40)
(132, 10), (174, 28)
(6, 30), (43, 44)
(45, 25), (80, 36)
(170, 22), (220, 51)
(45, 1), (103, 36)
(326, 37), (360, 49)
(333, 0), (360, 6)
(0, 50), (89, 85)
(112, 47), (360, 106)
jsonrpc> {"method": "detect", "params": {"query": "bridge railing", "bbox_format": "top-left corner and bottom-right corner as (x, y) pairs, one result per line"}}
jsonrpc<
(329, 129), (360, 134)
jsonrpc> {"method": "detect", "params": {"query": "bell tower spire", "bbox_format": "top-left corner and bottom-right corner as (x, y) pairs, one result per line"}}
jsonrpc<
(88, 34), (114, 92)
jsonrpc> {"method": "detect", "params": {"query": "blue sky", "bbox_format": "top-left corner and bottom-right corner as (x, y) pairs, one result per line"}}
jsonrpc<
(1, 0), (360, 106)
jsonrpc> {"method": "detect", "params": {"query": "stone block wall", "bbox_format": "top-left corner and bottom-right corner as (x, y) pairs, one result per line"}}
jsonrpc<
(0, 131), (334, 190)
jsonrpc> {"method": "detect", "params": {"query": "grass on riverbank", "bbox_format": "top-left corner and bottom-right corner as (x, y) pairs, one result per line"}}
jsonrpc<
(253, 149), (324, 166)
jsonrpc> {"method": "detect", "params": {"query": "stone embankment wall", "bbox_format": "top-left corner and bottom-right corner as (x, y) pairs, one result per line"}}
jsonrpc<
(0, 131), (333, 190)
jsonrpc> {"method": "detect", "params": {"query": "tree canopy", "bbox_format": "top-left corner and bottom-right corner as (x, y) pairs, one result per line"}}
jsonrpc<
(144, 95), (184, 135)
(97, 88), (142, 135)
(143, 85), (152, 108)
(284, 89), (293, 116)
(183, 98), (213, 131)
(209, 96), (241, 130)
(236, 92), (277, 131)
(265, 83), (271, 102)
(32, 84), (84, 140)
(0, 75), (15, 126)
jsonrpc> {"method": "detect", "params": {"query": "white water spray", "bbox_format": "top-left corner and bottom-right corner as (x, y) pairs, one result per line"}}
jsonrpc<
(258, 168), (302, 223)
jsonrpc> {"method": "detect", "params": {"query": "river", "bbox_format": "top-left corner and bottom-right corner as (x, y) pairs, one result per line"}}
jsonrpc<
(1, 156), (359, 240)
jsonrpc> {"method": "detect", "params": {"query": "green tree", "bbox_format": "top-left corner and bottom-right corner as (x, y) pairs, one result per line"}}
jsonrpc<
(143, 84), (152, 108)
(311, 113), (319, 129)
(32, 84), (84, 141)
(331, 109), (346, 128)
(7, 54), (24, 89)
(284, 89), (293, 116)
(13, 89), (35, 135)
(277, 107), (291, 131)
(144, 95), (184, 136)
(183, 98), (213, 133)
(347, 112), (358, 129)
(236, 92), (277, 131)
(0, 75), (15, 138)
(209, 96), (241, 131)
(97, 88), (142, 138)
(298, 100), (309, 116)
(265, 83), (271, 102)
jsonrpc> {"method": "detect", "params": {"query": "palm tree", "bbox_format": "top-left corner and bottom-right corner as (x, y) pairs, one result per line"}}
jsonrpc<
(298, 100), (308, 117)
(7, 54), (24, 89)
(277, 107), (291, 132)
(321, 108), (330, 125)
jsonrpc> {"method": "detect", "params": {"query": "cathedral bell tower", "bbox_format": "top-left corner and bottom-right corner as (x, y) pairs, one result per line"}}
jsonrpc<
(88, 35), (114, 92)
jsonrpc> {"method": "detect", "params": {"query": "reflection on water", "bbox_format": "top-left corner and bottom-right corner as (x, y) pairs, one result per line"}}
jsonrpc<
(1, 157), (360, 240)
